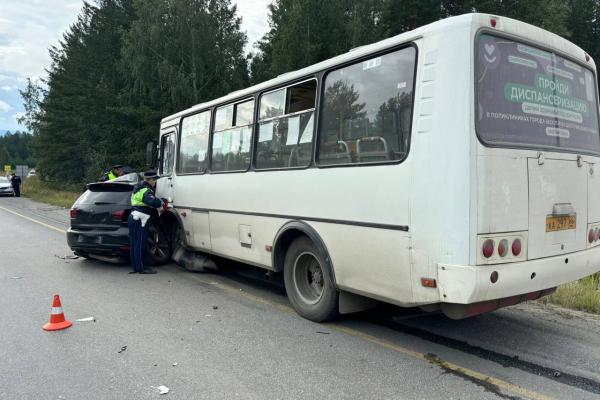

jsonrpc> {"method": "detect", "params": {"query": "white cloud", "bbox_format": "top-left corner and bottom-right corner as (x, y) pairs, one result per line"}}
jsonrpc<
(235, 0), (271, 54)
(0, 100), (13, 112)
(0, 0), (270, 131)
(0, 1), (84, 81)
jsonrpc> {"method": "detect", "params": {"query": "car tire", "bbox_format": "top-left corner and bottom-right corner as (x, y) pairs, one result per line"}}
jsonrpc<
(146, 221), (171, 265)
(283, 236), (339, 322)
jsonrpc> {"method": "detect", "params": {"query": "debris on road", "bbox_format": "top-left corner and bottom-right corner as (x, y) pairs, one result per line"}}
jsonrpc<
(118, 346), (127, 353)
(155, 385), (170, 395)
(54, 254), (79, 260)
(553, 371), (561, 378)
(316, 331), (330, 335)
(11, 276), (23, 279)
(212, 305), (218, 310)
(205, 314), (212, 317)
(172, 246), (217, 272)
(75, 316), (95, 322)
(172, 362), (178, 366)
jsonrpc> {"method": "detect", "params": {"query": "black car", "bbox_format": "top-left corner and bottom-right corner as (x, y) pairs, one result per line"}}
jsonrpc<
(67, 173), (170, 264)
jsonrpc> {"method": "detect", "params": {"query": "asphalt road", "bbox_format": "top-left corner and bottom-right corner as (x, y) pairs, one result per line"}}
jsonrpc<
(1, 196), (600, 400)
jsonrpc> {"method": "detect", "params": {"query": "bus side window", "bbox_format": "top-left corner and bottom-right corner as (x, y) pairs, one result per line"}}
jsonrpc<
(160, 133), (175, 176)
(255, 80), (316, 169)
(317, 47), (416, 166)
(211, 99), (254, 172)
(179, 111), (210, 174)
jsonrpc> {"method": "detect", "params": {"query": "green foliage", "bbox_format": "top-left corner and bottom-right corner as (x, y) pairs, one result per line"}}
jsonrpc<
(250, 0), (600, 82)
(21, 176), (82, 209)
(20, 0), (600, 186)
(0, 131), (35, 168)
(547, 276), (600, 314)
(28, 0), (248, 187)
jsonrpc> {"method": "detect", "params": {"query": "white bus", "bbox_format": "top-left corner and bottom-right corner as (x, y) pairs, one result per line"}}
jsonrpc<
(152, 13), (600, 321)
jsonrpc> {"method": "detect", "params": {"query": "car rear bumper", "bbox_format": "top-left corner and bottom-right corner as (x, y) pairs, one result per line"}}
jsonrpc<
(437, 244), (600, 312)
(67, 227), (130, 256)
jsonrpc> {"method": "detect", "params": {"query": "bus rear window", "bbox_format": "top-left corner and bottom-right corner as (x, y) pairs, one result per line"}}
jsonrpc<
(476, 34), (600, 154)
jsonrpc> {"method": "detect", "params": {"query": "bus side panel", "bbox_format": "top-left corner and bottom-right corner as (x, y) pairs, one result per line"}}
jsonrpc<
(208, 212), (284, 268)
(312, 222), (413, 306)
(408, 28), (472, 304)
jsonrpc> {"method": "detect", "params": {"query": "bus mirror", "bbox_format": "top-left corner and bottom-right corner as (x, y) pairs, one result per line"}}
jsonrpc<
(146, 141), (157, 169)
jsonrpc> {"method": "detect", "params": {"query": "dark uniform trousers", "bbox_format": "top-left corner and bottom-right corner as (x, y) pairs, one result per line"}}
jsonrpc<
(128, 214), (149, 273)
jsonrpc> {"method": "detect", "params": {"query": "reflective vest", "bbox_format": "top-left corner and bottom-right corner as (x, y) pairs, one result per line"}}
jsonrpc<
(131, 187), (149, 207)
(107, 171), (118, 181)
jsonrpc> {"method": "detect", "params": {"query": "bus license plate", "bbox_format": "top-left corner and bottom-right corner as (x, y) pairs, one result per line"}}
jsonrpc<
(545, 215), (576, 232)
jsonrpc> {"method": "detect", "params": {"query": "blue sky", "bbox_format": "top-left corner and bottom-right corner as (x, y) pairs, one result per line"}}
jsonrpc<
(0, 0), (270, 133)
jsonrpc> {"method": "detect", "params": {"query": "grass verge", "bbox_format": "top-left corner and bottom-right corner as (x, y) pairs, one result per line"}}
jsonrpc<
(542, 273), (600, 314)
(22, 176), (81, 209)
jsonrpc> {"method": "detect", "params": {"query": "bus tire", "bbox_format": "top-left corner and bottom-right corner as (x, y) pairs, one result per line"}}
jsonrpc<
(283, 236), (339, 322)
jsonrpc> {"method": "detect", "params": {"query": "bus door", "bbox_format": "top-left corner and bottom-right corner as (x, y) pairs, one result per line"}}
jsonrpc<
(157, 132), (176, 202)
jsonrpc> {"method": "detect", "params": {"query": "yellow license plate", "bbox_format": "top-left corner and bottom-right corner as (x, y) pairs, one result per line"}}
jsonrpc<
(545, 215), (576, 232)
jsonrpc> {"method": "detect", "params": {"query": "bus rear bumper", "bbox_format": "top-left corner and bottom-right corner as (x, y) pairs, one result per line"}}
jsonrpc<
(436, 245), (600, 316)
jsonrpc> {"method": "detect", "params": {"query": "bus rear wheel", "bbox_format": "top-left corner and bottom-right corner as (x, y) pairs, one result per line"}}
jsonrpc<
(283, 237), (338, 322)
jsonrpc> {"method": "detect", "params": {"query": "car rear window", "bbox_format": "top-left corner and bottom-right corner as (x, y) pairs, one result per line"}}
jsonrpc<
(476, 34), (600, 154)
(76, 184), (133, 205)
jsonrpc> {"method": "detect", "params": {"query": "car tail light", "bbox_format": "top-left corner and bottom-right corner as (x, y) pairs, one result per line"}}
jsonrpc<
(589, 229), (595, 243)
(497, 239), (508, 257)
(482, 239), (494, 258)
(112, 210), (126, 221)
(512, 238), (522, 256)
(70, 208), (77, 219)
(490, 18), (497, 28)
(585, 53), (590, 62)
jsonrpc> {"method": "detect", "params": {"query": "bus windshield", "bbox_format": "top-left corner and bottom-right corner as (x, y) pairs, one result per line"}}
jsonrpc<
(476, 34), (600, 154)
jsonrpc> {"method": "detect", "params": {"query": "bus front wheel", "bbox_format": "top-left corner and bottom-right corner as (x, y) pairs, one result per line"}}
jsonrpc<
(283, 237), (339, 322)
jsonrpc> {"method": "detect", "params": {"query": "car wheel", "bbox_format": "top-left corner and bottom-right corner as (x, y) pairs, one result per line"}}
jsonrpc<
(147, 221), (171, 265)
(283, 236), (339, 322)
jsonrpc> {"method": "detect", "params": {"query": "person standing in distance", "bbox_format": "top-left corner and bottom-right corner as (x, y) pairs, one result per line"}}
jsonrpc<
(128, 171), (164, 274)
(10, 173), (22, 197)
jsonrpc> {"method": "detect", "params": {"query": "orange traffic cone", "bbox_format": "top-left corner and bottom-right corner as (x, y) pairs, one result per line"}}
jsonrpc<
(42, 294), (73, 331)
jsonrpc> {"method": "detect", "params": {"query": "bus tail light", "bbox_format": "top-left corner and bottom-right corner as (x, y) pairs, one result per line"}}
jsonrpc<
(511, 238), (521, 256)
(482, 239), (494, 258)
(587, 223), (600, 248)
(497, 239), (508, 257)
(421, 278), (437, 288)
(477, 232), (527, 264)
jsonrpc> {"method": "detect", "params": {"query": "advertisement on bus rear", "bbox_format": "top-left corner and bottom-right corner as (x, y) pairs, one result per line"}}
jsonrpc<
(476, 34), (600, 154)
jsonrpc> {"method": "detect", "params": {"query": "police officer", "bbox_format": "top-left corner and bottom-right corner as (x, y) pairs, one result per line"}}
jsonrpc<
(10, 173), (21, 197)
(128, 171), (164, 274)
(102, 165), (124, 182)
